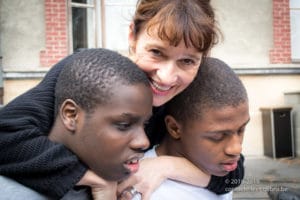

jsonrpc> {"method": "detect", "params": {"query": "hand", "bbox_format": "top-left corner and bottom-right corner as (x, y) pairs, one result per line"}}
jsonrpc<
(117, 157), (167, 200)
(117, 186), (142, 200)
(77, 170), (108, 187)
(117, 156), (210, 200)
(77, 170), (118, 200)
(92, 181), (117, 200)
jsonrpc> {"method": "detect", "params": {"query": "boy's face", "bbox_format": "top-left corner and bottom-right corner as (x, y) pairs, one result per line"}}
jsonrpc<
(71, 83), (152, 181)
(174, 102), (249, 177)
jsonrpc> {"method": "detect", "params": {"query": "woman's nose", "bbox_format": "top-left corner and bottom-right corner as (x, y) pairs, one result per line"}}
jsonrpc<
(156, 61), (179, 85)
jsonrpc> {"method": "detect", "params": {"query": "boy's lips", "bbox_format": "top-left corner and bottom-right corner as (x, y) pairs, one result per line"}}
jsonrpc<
(221, 161), (238, 172)
(124, 157), (142, 174)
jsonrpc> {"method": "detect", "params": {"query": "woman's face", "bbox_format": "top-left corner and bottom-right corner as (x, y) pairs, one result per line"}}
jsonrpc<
(129, 26), (203, 107)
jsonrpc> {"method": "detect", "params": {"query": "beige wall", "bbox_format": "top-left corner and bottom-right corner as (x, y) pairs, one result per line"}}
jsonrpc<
(3, 79), (41, 103)
(240, 75), (300, 156)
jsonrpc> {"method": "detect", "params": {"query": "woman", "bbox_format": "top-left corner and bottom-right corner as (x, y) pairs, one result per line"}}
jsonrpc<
(0, 0), (243, 199)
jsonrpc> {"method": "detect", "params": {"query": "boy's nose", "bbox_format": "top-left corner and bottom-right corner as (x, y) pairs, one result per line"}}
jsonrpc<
(131, 129), (150, 151)
(225, 134), (243, 157)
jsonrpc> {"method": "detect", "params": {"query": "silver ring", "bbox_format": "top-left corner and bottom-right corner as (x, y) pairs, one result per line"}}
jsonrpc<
(119, 186), (141, 200)
(130, 187), (142, 200)
(129, 186), (139, 196)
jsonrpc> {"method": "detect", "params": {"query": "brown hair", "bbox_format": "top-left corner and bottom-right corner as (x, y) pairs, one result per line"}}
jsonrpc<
(132, 0), (220, 56)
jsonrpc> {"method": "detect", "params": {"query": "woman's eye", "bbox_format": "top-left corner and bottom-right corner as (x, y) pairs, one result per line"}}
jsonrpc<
(150, 49), (162, 57)
(181, 59), (195, 66)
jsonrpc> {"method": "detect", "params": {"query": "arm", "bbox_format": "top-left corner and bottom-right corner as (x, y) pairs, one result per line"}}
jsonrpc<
(118, 154), (244, 200)
(0, 55), (87, 198)
(117, 156), (210, 200)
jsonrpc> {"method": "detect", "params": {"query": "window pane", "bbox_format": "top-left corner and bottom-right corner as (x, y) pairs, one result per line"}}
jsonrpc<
(104, 0), (137, 51)
(72, 7), (95, 52)
(290, 0), (300, 62)
(72, 0), (94, 5)
(72, 0), (87, 3)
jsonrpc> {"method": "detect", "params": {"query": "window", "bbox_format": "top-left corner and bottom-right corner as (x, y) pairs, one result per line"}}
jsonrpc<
(69, 0), (99, 52)
(290, 0), (300, 62)
(68, 0), (137, 53)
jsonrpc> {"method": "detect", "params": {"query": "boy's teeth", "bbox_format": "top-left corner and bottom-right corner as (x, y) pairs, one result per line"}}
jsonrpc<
(127, 159), (138, 164)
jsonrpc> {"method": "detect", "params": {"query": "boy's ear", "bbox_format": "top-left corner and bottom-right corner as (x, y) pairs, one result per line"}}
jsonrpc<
(60, 99), (79, 132)
(164, 115), (182, 139)
(128, 22), (136, 53)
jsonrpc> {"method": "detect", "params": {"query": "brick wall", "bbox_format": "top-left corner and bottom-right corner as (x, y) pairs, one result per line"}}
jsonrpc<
(40, 0), (68, 67)
(269, 0), (291, 64)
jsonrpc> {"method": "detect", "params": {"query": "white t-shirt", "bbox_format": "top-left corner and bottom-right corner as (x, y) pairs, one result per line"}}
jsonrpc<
(143, 147), (233, 200)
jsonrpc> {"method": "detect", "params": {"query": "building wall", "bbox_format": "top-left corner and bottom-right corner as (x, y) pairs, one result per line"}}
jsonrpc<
(212, 0), (274, 66)
(210, 0), (300, 156)
(0, 0), (299, 156)
(40, 0), (68, 67)
(240, 75), (300, 156)
(0, 0), (45, 71)
(3, 79), (41, 103)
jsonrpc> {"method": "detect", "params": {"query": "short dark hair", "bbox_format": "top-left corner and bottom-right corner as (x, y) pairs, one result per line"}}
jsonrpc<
(55, 48), (150, 116)
(166, 57), (248, 123)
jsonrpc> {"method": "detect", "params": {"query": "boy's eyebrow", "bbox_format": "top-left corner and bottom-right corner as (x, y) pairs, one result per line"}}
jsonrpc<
(207, 118), (251, 134)
(120, 113), (152, 120)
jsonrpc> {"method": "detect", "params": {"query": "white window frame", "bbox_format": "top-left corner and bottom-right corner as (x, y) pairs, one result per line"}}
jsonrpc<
(290, 0), (300, 62)
(68, 0), (137, 54)
(68, 0), (103, 53)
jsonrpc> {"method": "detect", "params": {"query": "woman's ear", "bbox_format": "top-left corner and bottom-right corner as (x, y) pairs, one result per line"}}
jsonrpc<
(128, 22), (136, 53)
(164, 115), (182, 140)
(60, 99), (79, 133)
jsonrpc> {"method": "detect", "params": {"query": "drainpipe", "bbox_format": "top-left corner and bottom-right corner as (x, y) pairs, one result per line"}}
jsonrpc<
(0, 56), (3, 105)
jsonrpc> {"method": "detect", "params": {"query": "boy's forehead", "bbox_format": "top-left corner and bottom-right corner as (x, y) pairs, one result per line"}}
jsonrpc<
(184, 103), (250, 129)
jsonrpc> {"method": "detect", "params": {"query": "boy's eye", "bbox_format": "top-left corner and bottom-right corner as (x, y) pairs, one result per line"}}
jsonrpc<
(208, 133), (225, 142)
(238, 127), (246, 135)
(115, 122), (131, 130)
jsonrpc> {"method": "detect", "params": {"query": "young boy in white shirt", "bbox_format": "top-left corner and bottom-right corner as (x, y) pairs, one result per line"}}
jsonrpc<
(144, 57), (249, 200)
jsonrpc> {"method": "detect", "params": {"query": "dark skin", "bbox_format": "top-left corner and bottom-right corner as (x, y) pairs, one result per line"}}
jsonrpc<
(49, 83), (153, 199)
(157, 102), (250, 177)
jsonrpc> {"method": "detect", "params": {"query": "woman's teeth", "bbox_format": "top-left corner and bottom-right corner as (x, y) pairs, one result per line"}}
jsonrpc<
(151, 81), (171, 91)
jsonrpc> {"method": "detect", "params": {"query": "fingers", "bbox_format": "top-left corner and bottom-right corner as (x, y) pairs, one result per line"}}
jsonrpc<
(118, 186), (142, 200)
(77, 170), (108, 187)
(117, 175), (139, 195)
(118, 190), (132, 200)
(91, 181), (117, 200)
(141, 192), (150, 200)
